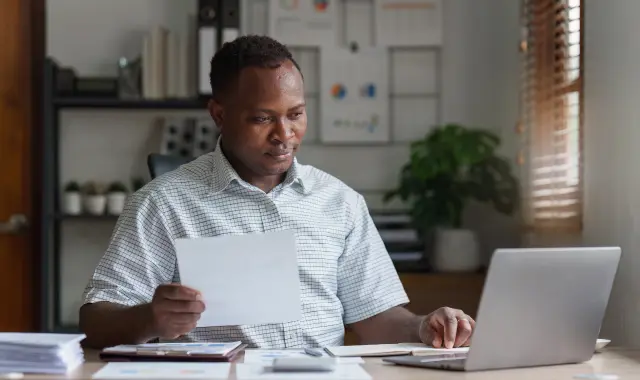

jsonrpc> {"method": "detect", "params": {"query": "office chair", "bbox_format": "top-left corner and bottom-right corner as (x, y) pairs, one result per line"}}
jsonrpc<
(147, 153), (193, 179)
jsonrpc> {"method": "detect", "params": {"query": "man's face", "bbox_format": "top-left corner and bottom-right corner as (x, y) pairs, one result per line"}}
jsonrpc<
(209, 60), (307, 177)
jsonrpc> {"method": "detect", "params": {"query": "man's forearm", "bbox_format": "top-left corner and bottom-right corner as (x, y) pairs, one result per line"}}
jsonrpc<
(350, 306), (425, 344)
(79, 302), (157, 349)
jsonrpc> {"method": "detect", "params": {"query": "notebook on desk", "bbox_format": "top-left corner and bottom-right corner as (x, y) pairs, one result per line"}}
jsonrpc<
(324, 343), (469, 357)
(99, 341), (247, 362)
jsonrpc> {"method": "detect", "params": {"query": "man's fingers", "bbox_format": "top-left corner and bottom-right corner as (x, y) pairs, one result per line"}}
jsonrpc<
(438, 308), (463, 349)
(168, 312), (201, 325)
(158, 299), (206, 314)
(443, 315), (458, 349)
(158, 284), (202, 301)
(431, 325), (443, 348)
(454, 319), (472, 347)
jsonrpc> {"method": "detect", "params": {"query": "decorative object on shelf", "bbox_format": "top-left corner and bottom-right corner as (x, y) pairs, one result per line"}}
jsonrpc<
(62, 181), (82, 215)
(384, 124), (519, 272)
(192, 117), (219, 156)
(159, 117), (219, 158)
(117, 56), (142, 100)
(107, 182), (128, 215)
(82, 181), (108, 216)
(160, 117), (194, 158)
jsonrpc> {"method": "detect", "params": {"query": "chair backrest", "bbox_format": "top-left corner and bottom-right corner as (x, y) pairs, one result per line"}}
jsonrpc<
(147, 153), (193, 179)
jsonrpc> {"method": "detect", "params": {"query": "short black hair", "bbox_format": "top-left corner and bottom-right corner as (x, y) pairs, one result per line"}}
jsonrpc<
(209, 35), (302, 98)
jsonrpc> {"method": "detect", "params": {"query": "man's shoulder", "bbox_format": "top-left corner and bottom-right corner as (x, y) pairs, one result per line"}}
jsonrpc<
(297, 163), (362, 204)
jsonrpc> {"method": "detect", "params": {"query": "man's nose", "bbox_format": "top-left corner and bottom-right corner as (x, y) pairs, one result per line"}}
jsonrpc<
(271, 118), (294, 143)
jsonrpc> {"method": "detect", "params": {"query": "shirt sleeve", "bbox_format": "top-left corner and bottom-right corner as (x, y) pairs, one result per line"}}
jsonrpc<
(82, 190), (176, 307)
(337, 194), (410, 325)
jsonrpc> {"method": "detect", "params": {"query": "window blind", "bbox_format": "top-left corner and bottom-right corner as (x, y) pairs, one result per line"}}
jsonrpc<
(519, 0), (582, 232)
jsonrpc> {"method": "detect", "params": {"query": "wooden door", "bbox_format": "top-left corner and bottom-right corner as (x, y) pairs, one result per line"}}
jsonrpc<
(0, 0), (44, 331)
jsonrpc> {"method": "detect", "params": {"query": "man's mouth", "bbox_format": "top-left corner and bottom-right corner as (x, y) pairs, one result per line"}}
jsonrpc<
(267, 150), (293, 160)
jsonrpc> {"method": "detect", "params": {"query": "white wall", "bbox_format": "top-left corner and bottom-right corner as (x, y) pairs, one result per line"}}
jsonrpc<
(47, 0), (521, 325)
(583, 0), (640, 347)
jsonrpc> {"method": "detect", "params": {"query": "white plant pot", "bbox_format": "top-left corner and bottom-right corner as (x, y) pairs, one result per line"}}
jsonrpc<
(107, 192), (127, 215)
(84, 195), (107, 215)
(62, 192), (82, 215)
(431, 228), (481, 272)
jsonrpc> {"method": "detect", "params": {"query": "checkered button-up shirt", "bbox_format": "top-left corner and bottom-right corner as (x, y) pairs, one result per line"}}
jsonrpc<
(83, 142), (409, 348)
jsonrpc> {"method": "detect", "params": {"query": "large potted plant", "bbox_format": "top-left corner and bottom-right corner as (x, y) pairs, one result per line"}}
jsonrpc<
(384, 124), (519, 272)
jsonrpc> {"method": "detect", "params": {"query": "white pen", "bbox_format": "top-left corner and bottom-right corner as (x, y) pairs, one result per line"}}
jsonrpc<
(304, 347), (324, 357)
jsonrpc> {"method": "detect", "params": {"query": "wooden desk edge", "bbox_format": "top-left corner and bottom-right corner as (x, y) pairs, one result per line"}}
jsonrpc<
(26, 348), (637, 380)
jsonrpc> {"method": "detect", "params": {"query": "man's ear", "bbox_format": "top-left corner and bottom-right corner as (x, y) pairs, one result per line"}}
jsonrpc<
(208, 98), (224, 132)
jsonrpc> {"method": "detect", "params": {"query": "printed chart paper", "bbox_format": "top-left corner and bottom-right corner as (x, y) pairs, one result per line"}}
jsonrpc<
(92, 362), (231, 379)
(269, 0), (338, 46)
(320, 47), (390, 143)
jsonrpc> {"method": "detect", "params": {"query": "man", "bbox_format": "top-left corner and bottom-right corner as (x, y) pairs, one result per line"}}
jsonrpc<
(79, 35), (475, 349)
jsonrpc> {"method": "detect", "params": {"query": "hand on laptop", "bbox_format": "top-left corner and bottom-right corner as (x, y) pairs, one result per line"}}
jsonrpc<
(419, 307), (475, 349)
(149, 284), (206, 339)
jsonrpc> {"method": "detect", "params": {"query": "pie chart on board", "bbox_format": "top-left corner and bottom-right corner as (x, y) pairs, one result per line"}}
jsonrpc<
(314, 0), (329, 12)
(331, 83), (347, 100)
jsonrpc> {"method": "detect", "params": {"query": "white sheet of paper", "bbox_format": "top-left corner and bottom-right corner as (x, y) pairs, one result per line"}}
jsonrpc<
(244, 349), (364, 364)
(175, 230), (301, 327)
(236, 364), (371, 380)
(91, 362), (230, 379)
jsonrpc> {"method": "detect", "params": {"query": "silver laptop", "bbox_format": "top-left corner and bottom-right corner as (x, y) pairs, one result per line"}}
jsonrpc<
(383, 247), (621, 371)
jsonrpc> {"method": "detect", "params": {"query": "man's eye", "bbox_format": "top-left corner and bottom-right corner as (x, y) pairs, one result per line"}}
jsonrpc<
(252, 116), (271, 123)
(289, 112), (304, 120)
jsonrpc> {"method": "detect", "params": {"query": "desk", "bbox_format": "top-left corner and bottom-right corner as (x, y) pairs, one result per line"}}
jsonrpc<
(19, 348), (640, 379)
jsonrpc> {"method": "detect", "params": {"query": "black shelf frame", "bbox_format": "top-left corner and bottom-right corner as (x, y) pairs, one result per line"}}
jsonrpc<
(53, 97), (208, 110)
(41, 59), (212, 333)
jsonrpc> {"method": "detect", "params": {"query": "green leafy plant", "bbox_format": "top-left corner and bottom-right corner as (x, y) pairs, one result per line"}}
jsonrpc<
(108, 181), (128, 193)
(64, 181), (81, 192)
(384, 124), (519, 233)
(82, 181), (106, 196)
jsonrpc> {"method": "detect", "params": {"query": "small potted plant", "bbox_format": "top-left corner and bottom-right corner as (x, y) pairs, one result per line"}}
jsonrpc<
(107, 181), (128, 215)
(82, 181), (107, 215)
(62, 181), (82, 215)
(384, 124), (519, 272)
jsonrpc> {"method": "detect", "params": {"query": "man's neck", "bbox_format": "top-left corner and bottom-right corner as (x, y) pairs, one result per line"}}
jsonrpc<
(220, 142), (286, 193)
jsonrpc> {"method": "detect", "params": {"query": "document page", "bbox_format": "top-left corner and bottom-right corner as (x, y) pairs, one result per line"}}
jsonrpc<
(92, 362), (230, 379)
(175, 230), (301, 327)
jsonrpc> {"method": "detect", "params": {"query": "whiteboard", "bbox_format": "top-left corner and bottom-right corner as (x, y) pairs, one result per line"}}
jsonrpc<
(268, 0), (338, 47)
(374, 0), (443, 46)
(320, 47), (390, 143)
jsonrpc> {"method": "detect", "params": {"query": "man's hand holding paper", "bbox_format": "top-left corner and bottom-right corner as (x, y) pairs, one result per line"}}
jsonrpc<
(149, 284), (206, 339)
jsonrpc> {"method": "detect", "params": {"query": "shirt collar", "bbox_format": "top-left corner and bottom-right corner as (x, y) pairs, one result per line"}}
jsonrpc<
(210, 138), (310, 194)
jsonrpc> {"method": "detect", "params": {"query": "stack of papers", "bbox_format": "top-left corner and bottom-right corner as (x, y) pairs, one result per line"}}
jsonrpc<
(0, 333), (85, 374)
(324, 343), (469, 357)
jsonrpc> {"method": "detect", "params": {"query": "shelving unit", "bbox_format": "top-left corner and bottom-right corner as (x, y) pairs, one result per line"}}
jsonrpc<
(40, 59), (217, 333)
(40, 0), (444, 333)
